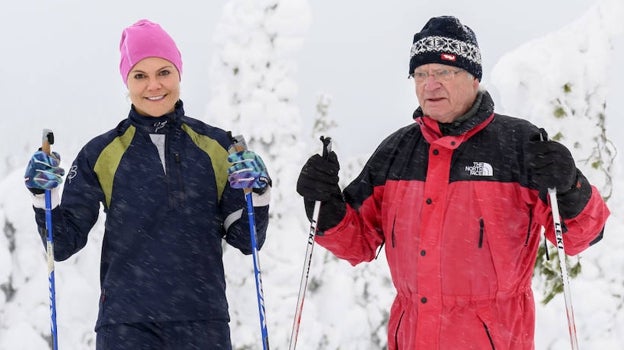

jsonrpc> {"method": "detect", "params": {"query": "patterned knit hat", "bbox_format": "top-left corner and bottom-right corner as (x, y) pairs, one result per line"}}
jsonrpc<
(119, 19), (183, 85)
(409, 16), (482, 81)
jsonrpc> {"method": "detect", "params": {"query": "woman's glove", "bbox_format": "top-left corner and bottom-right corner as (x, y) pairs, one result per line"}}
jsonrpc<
(24, 150), (65, 194)
(227, 150), (271, 193)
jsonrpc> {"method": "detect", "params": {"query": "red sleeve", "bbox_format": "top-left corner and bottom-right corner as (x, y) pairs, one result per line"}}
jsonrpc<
(315, 191), (385, 266)
(541, 185), (610, 256)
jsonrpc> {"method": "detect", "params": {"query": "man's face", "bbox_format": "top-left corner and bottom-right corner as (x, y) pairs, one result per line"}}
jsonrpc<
(413, 63), (479, 123)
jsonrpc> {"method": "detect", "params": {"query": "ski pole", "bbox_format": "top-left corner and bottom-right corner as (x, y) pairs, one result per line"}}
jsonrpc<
(539, 129), (579, 349)
(548, 188), (579, 350)
(42, 129), (59, 350)
(289, 136), (332, 350)
(230, 135), (269, 350)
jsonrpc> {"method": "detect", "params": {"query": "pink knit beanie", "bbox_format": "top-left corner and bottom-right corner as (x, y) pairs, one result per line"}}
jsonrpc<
(119, 19), (183, 85)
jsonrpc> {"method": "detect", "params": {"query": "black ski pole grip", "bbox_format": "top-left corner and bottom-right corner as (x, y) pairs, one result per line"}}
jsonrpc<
(227, 131), (249, 153)
(538, 128), (548, 142)
(320, 136), (332, 159)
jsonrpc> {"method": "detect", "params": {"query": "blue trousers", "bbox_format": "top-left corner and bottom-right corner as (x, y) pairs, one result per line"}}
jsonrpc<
(96, 320), (232, 350)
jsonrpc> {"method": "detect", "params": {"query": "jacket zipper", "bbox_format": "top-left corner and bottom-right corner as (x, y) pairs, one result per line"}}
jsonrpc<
(174, 152), (185, 206)
(165, 136), (174, 209)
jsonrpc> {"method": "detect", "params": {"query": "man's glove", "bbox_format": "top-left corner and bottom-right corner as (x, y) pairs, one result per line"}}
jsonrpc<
(296, 151), (346, 232)
(525, 137), (577, 193)
(227, 150), (271, 193)
(525, 130), (590, 218)
(24, 150), (65, 194)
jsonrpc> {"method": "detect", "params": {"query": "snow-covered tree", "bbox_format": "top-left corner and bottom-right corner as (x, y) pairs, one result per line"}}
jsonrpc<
(491, 0), (624, 347)
(205, 0), (316, 348)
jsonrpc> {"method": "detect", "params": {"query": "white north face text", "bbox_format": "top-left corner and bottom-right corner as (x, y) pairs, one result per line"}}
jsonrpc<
(465, 162), (493, 176)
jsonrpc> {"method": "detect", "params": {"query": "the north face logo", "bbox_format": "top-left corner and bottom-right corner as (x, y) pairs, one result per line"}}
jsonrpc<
(465, 162), (493, 176)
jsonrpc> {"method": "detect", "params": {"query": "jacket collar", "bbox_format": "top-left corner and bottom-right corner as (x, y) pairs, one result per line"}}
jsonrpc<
(414, 91), (495, 145)
(128, 100), (185, 134)
(413, 90), (495, 137)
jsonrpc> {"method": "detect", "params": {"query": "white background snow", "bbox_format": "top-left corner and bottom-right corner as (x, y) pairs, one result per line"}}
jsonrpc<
(1, 0), (623, 349)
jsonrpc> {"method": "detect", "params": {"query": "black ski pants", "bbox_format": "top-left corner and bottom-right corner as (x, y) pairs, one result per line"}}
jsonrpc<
(96, 320), (231, 350)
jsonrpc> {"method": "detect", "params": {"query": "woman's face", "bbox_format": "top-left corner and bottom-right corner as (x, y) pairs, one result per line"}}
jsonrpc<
(126, 57), (180, 117)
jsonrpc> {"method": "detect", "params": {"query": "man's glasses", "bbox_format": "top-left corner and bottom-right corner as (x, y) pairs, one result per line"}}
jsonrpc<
(410, 68), (464, 83)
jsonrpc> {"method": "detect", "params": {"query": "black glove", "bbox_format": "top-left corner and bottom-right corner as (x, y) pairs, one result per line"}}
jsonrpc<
(525, 130), (591, 218)
(296, 151), (346, 232)
(525, 137), (577, 193)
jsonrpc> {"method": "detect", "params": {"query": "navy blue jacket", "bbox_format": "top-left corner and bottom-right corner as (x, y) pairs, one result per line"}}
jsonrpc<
(34, 101), (269, 329)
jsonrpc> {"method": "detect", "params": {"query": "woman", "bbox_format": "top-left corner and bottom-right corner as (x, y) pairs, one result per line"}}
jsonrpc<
(24, 19), (271, 349)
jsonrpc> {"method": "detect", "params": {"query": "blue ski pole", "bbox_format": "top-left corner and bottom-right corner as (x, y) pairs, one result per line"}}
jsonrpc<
(42, 129), (59, 350)
(230, 135), (269, 350)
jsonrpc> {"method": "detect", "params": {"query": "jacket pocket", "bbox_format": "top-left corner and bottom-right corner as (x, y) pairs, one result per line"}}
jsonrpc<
(393, 310), (405, 349)
(391, 215), (397, 248)
(478, 218), (485, 248)
(482, 321), (496, 350)
(524, 211), (533, 246)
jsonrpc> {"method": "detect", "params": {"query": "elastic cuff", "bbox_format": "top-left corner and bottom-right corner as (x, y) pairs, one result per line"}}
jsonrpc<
(32, 187), (61, 209)
(305, 193), (346, 232)
(252, 186), (271, 207)
(224, 208), (243, 232)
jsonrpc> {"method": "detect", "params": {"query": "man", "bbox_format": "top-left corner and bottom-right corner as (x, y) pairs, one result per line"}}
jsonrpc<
(296, 16), (609, 349)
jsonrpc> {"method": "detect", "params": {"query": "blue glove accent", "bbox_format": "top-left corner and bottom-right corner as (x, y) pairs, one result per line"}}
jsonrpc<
(227, 150), (271, 190)
(24, 150), (65, 192)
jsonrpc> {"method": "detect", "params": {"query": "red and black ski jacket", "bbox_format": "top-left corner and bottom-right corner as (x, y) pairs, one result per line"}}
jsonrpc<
(315, 91), (609, 349)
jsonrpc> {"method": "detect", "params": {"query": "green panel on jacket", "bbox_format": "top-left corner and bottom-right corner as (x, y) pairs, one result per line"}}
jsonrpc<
(181, 123), (231, 202)
(94, 126), (136, 208)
